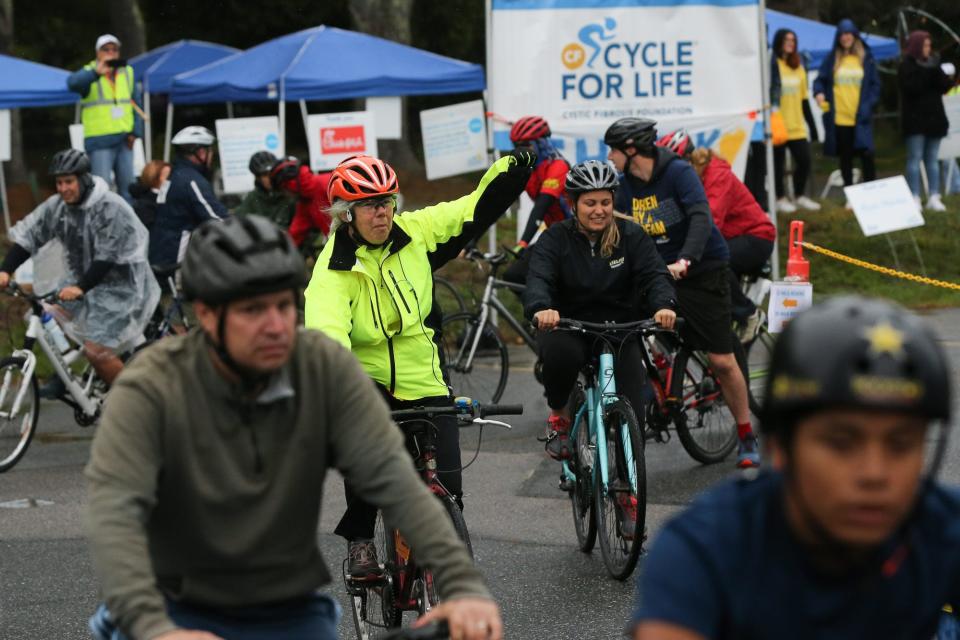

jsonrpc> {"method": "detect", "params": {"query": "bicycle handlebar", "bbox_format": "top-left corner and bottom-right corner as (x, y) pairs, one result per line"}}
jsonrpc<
(556, 317), (683, 333)
(390, 398), (524, 421)
(381, 621), (449, 640)
(2, 281), (67, 304)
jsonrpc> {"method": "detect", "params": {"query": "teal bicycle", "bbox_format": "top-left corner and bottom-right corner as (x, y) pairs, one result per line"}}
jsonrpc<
(555, 318), (651, 580)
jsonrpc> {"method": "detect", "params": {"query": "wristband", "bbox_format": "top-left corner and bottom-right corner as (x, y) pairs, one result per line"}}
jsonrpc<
(678, 258), (691, 269)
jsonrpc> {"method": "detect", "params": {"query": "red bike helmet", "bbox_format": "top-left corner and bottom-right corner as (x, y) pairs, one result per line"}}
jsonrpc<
(656, 130), (694, 157)
(509, 116), (551, 143)
(327, 155), (399, 203)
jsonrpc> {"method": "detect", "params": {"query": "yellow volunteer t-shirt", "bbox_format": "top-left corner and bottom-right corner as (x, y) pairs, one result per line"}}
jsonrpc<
(833, 54), (864, 127)
(777, 59), (809, 140)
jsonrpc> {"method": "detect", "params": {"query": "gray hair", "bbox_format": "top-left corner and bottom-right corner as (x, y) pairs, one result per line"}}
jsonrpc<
(326, 199), (353, 234)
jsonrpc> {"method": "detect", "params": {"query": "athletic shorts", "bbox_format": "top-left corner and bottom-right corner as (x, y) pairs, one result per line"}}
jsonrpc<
(675, 267), (734, 354)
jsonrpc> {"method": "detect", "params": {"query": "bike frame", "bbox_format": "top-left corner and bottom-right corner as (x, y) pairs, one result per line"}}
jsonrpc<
(460, 276), (536, 369)
(561, 349), (638, 497)
(5, 307), (99, 419)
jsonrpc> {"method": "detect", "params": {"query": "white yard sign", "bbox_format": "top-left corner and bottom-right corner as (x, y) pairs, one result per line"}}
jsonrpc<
(215, 116), (283, 194)
(306, 112), (377, 172)
(0, 110), (10, 161)
(768, 281), (813, 334)
(420, 100), (488, 180)
(844, 176), (925, 237)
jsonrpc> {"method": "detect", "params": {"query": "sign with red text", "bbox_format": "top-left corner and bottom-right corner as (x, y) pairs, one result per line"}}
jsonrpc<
(307, 112), (377, 171)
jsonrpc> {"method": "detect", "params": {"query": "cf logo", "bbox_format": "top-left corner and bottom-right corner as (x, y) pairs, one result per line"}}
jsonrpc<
(562, 43), (586, 70)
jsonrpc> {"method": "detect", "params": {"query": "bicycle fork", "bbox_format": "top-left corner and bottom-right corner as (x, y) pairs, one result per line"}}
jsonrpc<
(598, 351), (638, 496)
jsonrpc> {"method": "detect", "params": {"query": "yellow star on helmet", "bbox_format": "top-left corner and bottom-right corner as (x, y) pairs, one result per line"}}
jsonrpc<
(865, 322), (905, 358)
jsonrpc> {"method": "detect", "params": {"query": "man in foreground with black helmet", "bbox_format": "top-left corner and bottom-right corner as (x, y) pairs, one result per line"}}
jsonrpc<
(631, 297), (960, 639)
(85, 215), (502, 640)
(605, 117), (759, 470)
(0, 149), (159, 395)
(234, 150), (295, 226)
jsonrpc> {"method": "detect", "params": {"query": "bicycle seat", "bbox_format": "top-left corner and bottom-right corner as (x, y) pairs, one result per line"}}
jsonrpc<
(486, 252), (510, 267)
(151, 263), (180, 280)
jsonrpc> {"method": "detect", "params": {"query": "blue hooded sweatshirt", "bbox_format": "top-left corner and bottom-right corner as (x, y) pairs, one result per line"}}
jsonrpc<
(812, 19), (881, 155)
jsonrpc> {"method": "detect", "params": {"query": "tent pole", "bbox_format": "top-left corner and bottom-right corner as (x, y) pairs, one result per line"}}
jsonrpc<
(279, 101), (285, 152)
(757, 0), (779, 279)
(144, 91), (152, 161)
(299, 99), (309, 138)
(164, 102), (174, 162)
(0, 160), (10, 232)
(226, 101), (234, 119)
(484, 0), (497, 256)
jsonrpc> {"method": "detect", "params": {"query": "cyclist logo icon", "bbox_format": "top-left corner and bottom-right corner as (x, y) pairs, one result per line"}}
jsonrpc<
(568, 17), (617, 70)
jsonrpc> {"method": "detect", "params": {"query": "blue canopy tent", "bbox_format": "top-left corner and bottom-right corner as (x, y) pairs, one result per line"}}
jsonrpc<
(0, 54), (78, 229)
(766, 9), (900, 69)
(169, 25), (485, 147)
(0, 54), (76, 108)
(129, 40), (240, 160)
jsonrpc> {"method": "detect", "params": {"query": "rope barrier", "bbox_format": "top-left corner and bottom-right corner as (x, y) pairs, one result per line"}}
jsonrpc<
(797, 241), (960, 291)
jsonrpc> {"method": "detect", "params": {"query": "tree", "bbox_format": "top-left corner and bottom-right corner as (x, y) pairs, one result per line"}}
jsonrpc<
(109, 0), (147, 57)
(348, 0), (422, 170)
(0, 0), (26, 182)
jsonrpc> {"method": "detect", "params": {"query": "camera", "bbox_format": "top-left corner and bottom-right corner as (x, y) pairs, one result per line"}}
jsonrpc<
(105, 58), (128, 69)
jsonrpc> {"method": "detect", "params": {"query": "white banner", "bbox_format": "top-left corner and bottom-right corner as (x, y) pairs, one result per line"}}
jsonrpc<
(0, 110), (9, 162)
(844, 176), (924, 237)
(938, 93), (960, 161)
(489, 0), (763, 159)
(215, 116), (283, 195)
(306, 112), (377, 172)
(420, 100), (489, 180)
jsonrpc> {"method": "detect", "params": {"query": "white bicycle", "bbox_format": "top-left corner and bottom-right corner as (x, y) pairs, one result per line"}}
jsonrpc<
(0, 282), (108, 472)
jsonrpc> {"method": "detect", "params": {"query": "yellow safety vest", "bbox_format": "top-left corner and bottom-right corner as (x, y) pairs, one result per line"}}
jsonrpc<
(80, 61), (135, 138)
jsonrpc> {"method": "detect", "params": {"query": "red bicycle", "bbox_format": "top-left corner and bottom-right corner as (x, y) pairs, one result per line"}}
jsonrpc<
(344, 397), (521, 639)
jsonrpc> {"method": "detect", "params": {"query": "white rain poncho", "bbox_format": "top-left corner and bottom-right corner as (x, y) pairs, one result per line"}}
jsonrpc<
(9, 176), (161, 352)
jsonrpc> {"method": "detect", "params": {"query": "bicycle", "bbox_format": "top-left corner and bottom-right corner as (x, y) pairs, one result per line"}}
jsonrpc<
(432, 275), (467, 319)
(553, 318), (647, 580)
(344, 398), (522, 639)
(382, 622), (449, 639)
(439, 250), (536, 404)
(144, 264), (191, 341)
(0, 282), (108, 472)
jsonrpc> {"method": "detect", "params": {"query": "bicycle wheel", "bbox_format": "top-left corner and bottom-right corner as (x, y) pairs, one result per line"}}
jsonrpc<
(422, 497), (472, 614)
(439, 312), (508, 404)
(373, 513), (402, 629)
(0, 357), (40, 473)
(673, 353), (738, 464)
(594, 397), (645, 580)
(745, 329), (775, 416)
(568, 388), (596, 552)
(432, 276), (467, 319)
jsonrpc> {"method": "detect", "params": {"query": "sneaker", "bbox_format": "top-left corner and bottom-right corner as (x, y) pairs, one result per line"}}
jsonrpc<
(614, 484), (638, 540)
(775, 197), (797, 213)
(736, 434), (761, 469)
(39, 376), (67, 400)
(543, 415), (571, 460)
(795, 195), (821, 211)
(347, 540), (381, 579)
(914, 195), (923, 211)
(737, 309), (763, 344)
(926, 194), (948, 212)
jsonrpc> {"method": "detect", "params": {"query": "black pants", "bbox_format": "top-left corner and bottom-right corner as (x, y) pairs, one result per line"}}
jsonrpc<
(743, 141), (769, 211)
(538, 330), (646, 418)
(725, 235), (774, 321)
(334, 393), (462, 541)
(835, 125), (876, 186)
(773, 139), (812, 199)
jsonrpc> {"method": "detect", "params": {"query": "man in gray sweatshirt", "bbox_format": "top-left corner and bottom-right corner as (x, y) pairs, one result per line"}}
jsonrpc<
(84, 215), (500, 640)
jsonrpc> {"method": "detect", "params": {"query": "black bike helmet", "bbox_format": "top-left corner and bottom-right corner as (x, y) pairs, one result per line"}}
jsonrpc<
(760, 296), (951, 437)
(565, 160), (619, 196)
(49, 149), (91, 176)
(181, 215), (307, 305)
(249, 150), (279, 176)
(603, 118), (658, 154)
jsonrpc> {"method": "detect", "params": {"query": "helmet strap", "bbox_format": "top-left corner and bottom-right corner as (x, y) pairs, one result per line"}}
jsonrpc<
(206, 306), (271, 392)
(77, 173), (95, 204)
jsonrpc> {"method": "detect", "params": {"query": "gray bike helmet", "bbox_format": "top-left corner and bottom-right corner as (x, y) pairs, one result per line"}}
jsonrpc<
(181, 215), (306, 305)
(49, 149), (91, 176)
(604, 118), (658, 154)
(249, 150), (279, 176)
(565, 160), (619, 196)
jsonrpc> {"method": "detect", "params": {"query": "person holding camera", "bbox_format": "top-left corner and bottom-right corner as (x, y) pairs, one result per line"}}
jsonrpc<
(67, 34), (143, 204)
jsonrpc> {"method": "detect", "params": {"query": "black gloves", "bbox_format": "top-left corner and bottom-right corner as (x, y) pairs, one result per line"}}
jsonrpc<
(508, 149), (537, 172)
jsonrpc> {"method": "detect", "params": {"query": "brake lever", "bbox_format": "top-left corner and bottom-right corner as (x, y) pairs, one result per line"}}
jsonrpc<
(471, 418), (512, 429)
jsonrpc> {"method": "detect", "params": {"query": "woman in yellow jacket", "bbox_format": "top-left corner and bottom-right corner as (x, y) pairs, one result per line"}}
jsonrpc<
(305, 152), (532, 577)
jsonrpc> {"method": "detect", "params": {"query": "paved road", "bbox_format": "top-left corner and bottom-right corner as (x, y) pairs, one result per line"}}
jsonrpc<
(3, 308), (960, 639)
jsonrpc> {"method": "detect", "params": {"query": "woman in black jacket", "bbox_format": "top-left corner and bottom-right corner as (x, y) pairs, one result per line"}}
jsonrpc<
(899, 30), (956, 211)
(524, 160), (676, 460)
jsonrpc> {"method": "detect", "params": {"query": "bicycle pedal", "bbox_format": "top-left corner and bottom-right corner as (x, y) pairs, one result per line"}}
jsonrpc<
(558, 477), (575, 492)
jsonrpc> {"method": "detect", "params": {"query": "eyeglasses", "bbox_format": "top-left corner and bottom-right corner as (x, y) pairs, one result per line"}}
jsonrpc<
(100, 45), (120, 53)
(354, 196), (395, 211)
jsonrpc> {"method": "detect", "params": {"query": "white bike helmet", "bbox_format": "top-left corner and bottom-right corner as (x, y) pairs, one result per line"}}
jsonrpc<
(172, 126), (216, 150)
